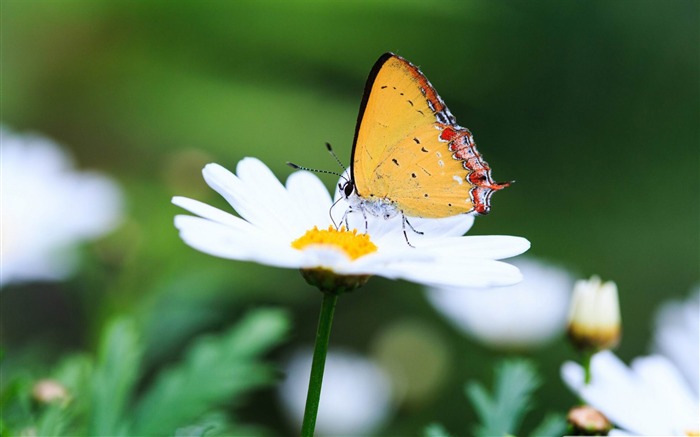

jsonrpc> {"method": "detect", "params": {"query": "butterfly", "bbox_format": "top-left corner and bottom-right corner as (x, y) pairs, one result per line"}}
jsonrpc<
(340, 52), (510, 236)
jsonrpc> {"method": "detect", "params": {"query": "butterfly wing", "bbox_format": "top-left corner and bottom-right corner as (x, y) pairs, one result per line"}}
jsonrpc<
(351, 53), (508, 218)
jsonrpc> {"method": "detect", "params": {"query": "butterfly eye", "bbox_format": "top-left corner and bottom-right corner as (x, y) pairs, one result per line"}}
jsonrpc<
(343, 181), (355, 197)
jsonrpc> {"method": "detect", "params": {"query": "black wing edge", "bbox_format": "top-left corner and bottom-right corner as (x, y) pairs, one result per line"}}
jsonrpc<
(349, 52), (397, 185)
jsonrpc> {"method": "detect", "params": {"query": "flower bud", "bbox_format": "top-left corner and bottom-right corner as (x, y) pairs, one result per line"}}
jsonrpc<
(567, 276), (621, 351)
(32, 379), (69, 405)
(567, 405), (612, 435)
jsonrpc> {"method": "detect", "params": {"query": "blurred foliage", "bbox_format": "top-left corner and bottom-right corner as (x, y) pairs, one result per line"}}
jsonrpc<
(467, 360), (543, 436)
(426, 359), (566, 437)
(1, 0), (698, 435)
(0, 309), (289, 436)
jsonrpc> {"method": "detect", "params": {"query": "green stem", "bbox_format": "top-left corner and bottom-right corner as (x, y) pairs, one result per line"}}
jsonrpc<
(301, 292), (338, 437)
(583, 349), (593, 385)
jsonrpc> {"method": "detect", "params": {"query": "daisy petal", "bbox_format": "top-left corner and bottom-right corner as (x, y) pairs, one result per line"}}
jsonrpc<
(202, 161), (296, 238)
(236, 158), (310, 233)
(631, 355), (700, 433)
(285, 171), (333, 228)
(378, 258), (523, 288)
(416, 235), (531, 260)
(172, 196), (255, 232)
(562, 351), (700, 436)
(174, 215), (302, 268)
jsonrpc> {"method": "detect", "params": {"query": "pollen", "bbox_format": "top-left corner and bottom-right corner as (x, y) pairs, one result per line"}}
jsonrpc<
(291, 226), (378, 260)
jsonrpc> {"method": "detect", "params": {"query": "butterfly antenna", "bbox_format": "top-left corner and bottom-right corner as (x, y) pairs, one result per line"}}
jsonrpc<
(286, 142), (350, 182)
(286, 162), (347, 182)
(325, 142), (348, 173)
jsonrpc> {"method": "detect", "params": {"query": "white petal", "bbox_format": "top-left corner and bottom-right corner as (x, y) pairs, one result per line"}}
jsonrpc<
(415, 235), (531, 260)
(202, 162), (297, 239)
(1, 127), (123, 286)
(378, 259), (523, 288)
(561, 351), (685, 436)
(174, 215), (302, 268)
(172, 196), (255, 232)
(285, 171), (334, 228)
(236, 158), (310, 232)
(425, 258), (573, 350)
(408, 214), (475, 238)
(631, 355), (700, 434)
(653, 289), (700, 396)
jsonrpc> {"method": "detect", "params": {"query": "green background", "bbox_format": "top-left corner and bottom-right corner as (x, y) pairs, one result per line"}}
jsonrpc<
(2, 1), (698, 435)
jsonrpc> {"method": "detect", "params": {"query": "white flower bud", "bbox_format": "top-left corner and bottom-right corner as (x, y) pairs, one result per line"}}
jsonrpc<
(567, 276), (621, 351)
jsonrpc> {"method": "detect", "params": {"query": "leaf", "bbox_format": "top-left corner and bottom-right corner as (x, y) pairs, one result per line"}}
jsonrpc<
(33, 354), (96, 436)
(424, 422), (453, 437)
(88, 317), (143, 437)
(35, 403), (68, 437)
(130, 308), (289, 436)
(528, 413), (567, 437)
(465, 359), (541, 437)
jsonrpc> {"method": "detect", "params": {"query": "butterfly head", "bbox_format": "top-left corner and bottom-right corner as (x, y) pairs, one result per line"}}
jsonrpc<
(340, 179), (355, 199)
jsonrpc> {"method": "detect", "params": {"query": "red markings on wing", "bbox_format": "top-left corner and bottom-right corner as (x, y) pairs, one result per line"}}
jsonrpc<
(406, 66), (447, 113)
(393, 53), (510, 216)
(443, 126), (511, 215)
(439, 127), (457, 142)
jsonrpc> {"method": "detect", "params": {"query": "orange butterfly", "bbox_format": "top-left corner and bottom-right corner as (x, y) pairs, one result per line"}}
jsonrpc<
(340, 52), (510, 235)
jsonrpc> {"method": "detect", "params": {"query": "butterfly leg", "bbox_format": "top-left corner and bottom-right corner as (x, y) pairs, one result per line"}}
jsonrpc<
(361, 208), (369, 234)
(403, 215), (424, 235)
(338, 208), (350, 231)
(401, 213), (423, 248)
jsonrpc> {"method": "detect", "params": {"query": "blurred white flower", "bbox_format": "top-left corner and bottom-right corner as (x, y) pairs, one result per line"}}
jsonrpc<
(562, 350), (699, 436)
(424, 257), (573, 350)
(653, 287), (700, 396)
(278, 348), (393, 436)
(567, 275), (621, 351)
(173, 158), (529, 290)
(1, 127), (123, 287)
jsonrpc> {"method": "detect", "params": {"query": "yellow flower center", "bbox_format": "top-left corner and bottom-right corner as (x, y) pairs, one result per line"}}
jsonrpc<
(291, 226), (377, 260)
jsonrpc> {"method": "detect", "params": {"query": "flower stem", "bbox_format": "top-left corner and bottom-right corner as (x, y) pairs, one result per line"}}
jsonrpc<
(583, 349), (594, 385)
(301, 292), (338, 437)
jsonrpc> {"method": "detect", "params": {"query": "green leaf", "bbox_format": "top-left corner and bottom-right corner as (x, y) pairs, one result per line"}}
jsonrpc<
(35, 402), (68, 437)
(528, 413), (567, 437)
(0, 373), (34, 431)
(32, 354), (96, 437)
(466, 359), (541, 437)
(130, 308), (289, 436)
(88, 317), (143, 437)
(424, 422), (453, 437)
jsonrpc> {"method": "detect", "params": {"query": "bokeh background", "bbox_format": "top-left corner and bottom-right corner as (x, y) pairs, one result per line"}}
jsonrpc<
(2, 1), (698, 435)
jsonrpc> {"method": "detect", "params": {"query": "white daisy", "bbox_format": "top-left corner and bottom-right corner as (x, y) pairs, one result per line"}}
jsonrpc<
(278, 348), (393, 436)
(653, 287), (700, 397)
(425, 257), (574, 350)
(1, 127), (123, 287)
(562, 350), (700, 436)
(172, 157), (529, 290)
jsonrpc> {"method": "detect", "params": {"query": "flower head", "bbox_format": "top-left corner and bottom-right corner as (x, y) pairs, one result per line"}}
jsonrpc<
(562, 351), (700, 436)
(653, 287), (699, 396)
(172, 158), (529, 290)
(567, 276), (621, 351)
(1, 127), (123, 287)
(425, 257), (574, 350)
